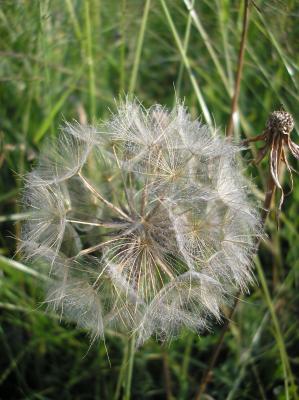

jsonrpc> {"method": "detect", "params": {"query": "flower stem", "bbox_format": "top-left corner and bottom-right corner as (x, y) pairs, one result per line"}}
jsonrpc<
(114, 339), (129, 400)
(123, 334), (136, 400)
(195, 119), (281, 400)
(162, 349), (173, 400)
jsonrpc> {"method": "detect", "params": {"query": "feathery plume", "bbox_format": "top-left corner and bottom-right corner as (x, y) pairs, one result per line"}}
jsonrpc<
(20, 99), (261, 345)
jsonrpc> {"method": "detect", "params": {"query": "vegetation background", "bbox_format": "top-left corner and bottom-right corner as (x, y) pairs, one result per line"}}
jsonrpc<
(0, 0), (298, 399)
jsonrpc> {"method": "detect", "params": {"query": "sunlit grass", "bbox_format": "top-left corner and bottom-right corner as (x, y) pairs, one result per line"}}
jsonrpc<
(0, 0), (298, 399)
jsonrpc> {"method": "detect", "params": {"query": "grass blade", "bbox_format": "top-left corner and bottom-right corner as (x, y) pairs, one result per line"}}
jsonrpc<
(160, 0), (212, 128)
(0, 255), (49, 281)
(129, 0), (151, 93)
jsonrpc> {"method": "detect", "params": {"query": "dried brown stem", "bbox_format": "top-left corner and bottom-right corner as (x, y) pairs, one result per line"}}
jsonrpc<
(262, 135), (284, 224)
(195, 6), (253, 394)
(226, 0), (250, 137)
(195, 173), (276, 399)
(196, 116), (284, 399)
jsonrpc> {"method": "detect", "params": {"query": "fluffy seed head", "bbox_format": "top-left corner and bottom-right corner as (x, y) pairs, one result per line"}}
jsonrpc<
(20, 99), (261, 345)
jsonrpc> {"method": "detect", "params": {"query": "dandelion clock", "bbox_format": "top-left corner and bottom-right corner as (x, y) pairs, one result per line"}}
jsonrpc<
(20, 99), (261, 346)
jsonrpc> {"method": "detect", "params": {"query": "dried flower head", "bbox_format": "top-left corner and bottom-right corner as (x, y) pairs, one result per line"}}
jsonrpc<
(20, 99), (261, 346)
(244, 109), (298, 212)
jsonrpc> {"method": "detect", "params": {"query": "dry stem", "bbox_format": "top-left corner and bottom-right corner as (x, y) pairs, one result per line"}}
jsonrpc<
(195, 171), (278, 399)
(195, 144), (281, 399)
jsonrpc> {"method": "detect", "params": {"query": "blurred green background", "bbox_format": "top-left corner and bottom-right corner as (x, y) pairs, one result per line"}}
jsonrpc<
(0, 0), (298, 399)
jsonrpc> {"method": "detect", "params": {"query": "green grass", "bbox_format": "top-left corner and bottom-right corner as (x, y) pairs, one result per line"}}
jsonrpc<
(1, 0), (299, 399)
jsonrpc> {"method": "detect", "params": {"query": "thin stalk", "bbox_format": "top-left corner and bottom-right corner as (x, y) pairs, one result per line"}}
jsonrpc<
(65, 0), (82, 41)
(160, 0), (212, 128)
(255, 258), (298, 400)
(162, 349), (173, 400)
(195, 297), (239, 400)
(175, 0), (194, 101)
(119, 0), (127, 92)
(78, 171), (132, 221)
(123, 334), (136, 400)
(76, 236), (125, 258)
(225, 309), (270, 400)
(216, 0), (234, 90)
(114, 340), (129, 400)
(180, 334), (194, 399)
(196, 179), (277, 399)
(84, 0), (96, 122)
(183, 0), (231, 95)
(39, 0), (54, 137)
(0, 212), (32, 223)
(249, 356), (267, 399)
(0, 255), (50, 282)
(129, 0), (151, 93)
(226, 265), (298, 399)
(226, 0), (250, 138)
(195, 121), (281, 399)
(66, 219), (129, 229)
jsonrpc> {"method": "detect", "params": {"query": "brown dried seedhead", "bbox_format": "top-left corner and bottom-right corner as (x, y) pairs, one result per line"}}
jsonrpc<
(244, 110), (298, 211)
(266, 111), (294, 136)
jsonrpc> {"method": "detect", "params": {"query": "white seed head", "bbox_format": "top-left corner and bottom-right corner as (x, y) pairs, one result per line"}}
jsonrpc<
(20, 99), (261, 345)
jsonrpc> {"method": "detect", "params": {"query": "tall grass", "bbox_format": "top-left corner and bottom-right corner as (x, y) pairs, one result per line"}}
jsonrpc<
(0, 1), (298, 399)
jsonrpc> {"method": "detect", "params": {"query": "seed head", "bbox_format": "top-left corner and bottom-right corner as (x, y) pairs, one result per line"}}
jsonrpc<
(244, 109), (297, 214)
(20, 99), (261, 345)
(266, 110), (294, 136)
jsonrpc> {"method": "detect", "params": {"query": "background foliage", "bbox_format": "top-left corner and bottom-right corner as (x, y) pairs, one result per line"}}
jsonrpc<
(0, 0), (298, 399)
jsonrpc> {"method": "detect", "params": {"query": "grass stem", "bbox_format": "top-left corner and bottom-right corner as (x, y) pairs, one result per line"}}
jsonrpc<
(162, 349), (173, 400)
(129, 0), (151, 93)
(175, 0), (194, 101)
(226, 0), (250, 137)
(123, 334), (136, 400)
(84, 0), (96, 122)
(160, 0), (212, 128)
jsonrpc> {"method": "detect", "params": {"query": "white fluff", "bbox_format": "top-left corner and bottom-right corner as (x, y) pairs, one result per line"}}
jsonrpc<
(20, 99), (261, 345)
